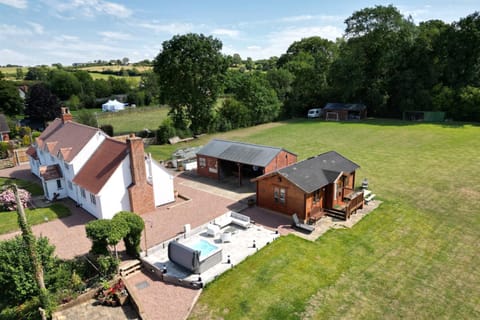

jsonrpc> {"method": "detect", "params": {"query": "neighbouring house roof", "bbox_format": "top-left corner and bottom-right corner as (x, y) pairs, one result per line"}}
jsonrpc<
(197, 139), (295, 167)
(39, 164), (63, 181)
(323, 103), (366, 112)
(72, 138), (129, 194)
(26, 146), (38, 160)
(36, 119), (103, 162)
(0, 114), (10, 133)
(258, 151), (360, 193)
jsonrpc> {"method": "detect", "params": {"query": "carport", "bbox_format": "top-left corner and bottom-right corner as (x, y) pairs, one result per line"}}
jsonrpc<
(196, 139), (297, 186)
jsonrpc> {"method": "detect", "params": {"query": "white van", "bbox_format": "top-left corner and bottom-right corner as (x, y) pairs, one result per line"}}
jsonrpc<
(307, 108), (322, 119)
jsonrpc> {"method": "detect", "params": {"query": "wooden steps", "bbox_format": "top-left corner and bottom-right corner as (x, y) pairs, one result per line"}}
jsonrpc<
(325, 209), (347, 221)
(119, 259), (142, 278)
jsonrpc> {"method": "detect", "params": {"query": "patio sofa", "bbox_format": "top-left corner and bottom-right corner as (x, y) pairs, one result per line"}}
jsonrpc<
(214, 211), (251, 229)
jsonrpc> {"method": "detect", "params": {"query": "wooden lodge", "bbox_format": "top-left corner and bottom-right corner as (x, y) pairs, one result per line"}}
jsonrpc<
(196, 139), (297, 186)
(253, 151), (364, 222)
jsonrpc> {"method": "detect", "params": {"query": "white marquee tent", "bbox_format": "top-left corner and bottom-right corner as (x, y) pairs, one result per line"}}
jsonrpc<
(102, 99), (126, 112)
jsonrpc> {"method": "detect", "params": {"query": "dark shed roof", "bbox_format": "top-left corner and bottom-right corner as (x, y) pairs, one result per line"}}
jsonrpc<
(276, 151), (360, 193)
(197, 139), (295, 167)
(324, 103), (366, 111)
(0, 114), (10, 133)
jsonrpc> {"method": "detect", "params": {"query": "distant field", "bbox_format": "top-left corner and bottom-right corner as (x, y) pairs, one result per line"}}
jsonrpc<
(94, 106), (170, 135)
(78, 65), (152, 73)
(88, 73), (141, 86)
(151, 119), (480, 319)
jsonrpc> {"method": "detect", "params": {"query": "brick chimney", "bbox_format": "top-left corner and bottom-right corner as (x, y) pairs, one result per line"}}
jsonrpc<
(127, 134), (154, 214)
(61, 107), (73, 123)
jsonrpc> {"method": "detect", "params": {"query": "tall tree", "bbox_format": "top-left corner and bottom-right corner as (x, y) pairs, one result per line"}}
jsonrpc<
(153, 33), (228, 133)
(47, 69), (81, 101)
(25, 83), (61, 126)
(331, 5), (415, 116)
(0, 79), (24, 116)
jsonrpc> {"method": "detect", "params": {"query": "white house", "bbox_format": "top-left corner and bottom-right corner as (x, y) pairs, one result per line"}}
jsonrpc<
(26, 107), (175, 219)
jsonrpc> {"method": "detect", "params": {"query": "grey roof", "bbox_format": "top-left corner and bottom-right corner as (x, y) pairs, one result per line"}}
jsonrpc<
(277, 151), (360, 193)
(197, 139), (293, 167)
(172, 146), (203, 160)
(324, 103), (366, 111)
(0, 114), (10, 133)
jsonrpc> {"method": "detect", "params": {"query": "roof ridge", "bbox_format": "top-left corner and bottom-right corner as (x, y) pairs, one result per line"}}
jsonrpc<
(212, 138), (282, 151)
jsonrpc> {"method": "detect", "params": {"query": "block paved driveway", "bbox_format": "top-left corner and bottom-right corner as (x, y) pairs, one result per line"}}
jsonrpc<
(0, 165), (294, 320)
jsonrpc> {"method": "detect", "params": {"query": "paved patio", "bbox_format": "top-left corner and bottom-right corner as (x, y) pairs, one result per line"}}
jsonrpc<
(143, 214), (280, 286)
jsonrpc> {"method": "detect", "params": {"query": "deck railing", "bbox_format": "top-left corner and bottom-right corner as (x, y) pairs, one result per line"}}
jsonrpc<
(345, 191), (364, 219)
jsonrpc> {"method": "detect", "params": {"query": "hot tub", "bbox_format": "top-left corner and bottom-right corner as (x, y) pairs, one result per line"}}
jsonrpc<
(168, 239), (222, 274)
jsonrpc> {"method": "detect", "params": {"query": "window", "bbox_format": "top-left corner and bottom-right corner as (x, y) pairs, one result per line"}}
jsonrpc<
(68, 181), (73, 190)
(313, 190), (320, 203)
(279, 188), (286, 204)
(80, 188), (86, 199)
(90, 193), (96, 205)
(274, 187), (286, 204)
(199, 157), (206, 167)
(56, 179), (62, 190)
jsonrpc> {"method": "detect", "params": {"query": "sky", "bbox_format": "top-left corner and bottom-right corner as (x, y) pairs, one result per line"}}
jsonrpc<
(0, 0), (478, 66)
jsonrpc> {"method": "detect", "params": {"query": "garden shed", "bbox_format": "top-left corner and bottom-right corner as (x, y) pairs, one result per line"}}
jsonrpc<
(403, 111), (445, 122)
(323, 103), (367, 121)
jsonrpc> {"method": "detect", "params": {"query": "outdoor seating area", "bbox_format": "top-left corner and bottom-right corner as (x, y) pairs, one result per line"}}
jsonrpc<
(141, 211), (279, 287)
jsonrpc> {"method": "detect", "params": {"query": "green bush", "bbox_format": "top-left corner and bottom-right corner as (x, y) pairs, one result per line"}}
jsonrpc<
(113, 211), (145, 258)
(100, 124), (114, 137)
(96, 255), (120, 279)
(156, 118), (176, 144)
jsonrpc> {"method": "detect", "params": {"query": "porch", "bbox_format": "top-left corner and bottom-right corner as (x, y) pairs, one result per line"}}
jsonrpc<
(324, 188), (364, 221)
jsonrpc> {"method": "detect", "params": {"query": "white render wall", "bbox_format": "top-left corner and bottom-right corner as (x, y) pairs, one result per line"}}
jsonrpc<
(149, 158), (175, 206)
(96, 157), (132, 219)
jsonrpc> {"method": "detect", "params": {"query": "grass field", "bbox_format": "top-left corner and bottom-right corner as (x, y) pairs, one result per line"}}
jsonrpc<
(175, 119), (480, 319)
(95, 106), (170, 135)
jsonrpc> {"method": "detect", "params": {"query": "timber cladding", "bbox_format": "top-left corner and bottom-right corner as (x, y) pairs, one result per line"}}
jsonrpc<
(196, 155), (219, 179)
(256, 173), (307, 220)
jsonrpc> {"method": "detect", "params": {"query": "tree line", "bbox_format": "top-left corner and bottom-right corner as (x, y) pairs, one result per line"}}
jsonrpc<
(1, 5), (479, 138)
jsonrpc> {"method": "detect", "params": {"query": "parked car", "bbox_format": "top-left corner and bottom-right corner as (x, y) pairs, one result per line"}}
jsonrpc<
(307, 108), (323, 119)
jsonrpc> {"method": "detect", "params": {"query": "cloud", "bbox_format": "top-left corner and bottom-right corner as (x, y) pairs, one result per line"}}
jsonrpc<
(280, 15), (314, 22)
(137, 22), (194, 34)
(52, 0), (132, 18)
(211, 28), (240, 38)
(27, 22), (44, 34)
(99, 31), (131, 40)
(0, 49), (31, 65)
(0, 0), (27, 9)
(0, 24), (33, 37)
(224, 24), (343, 60)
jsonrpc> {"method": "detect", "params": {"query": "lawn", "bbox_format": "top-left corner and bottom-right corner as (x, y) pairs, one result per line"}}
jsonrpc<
(0, 178), (71, 234)
(0, 203), (70, 234)
(0, 177), (43, 196)
(182, 119), (480, 319)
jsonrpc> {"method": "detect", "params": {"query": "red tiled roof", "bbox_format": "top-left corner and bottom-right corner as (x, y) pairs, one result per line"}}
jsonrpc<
(39, 164), (63, 181)
(73, 138), (129, 194)
(26, 146), (38, 160)
(36, 119), (103, 162)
